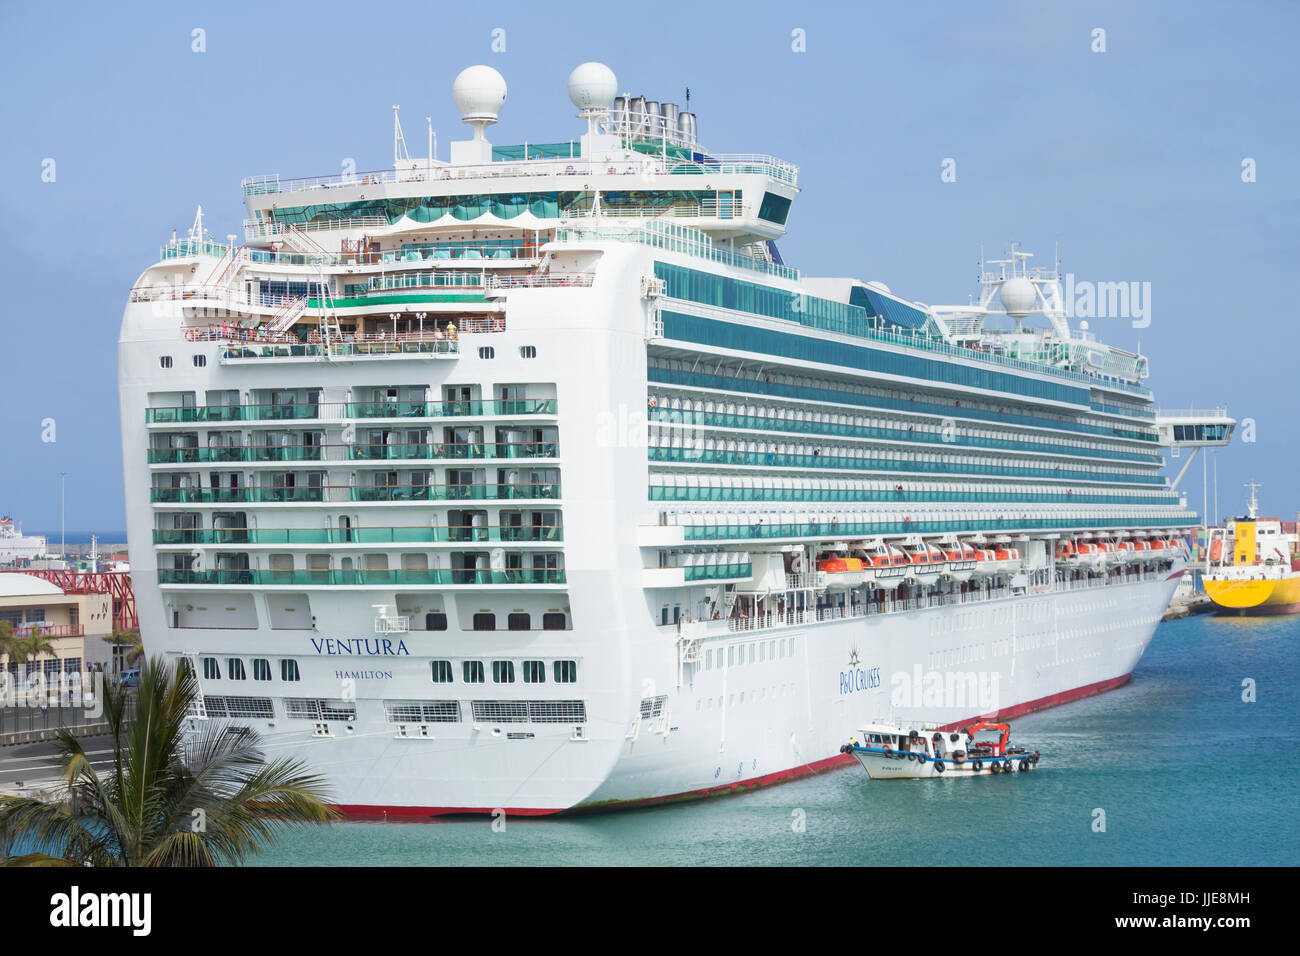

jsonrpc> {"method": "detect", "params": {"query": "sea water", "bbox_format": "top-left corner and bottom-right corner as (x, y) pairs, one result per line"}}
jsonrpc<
(250, 613), (1299, 866)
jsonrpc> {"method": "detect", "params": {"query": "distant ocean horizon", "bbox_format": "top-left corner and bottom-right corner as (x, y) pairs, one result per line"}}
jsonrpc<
(29, 531), (128, 545)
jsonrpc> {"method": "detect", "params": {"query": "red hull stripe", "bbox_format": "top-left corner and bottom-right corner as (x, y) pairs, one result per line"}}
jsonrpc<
(330, 672), (1134, 819)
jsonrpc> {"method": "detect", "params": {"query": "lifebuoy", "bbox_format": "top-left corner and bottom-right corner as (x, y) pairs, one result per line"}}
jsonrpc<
(934, 760), (945, 774)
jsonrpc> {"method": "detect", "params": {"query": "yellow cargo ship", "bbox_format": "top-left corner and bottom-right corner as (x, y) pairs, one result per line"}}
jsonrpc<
(1203, 484), (1300, 615)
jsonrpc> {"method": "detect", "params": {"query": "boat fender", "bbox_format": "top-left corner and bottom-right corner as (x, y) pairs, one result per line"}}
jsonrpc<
(838, 744), (849, 754)
(909, 730), (919, 741)
(1004, 760), (1014, 773)
(1019, 759), (1030, 772)
(1031, 751), (1040, 764)
(949, 733), (960, 743)
(972, 759), (982, 771)
(934, 759), (945, 774)
(952, 750), (966, 764)
(989, 761), (1000, 774)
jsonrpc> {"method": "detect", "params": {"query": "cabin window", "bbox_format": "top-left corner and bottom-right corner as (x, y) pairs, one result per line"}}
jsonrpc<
(160, 355), (173, 369)
(522, 661), (545, 683)
(192, 354), (207, 367)
(463, 661), (485, 684)
(431, 660), (454, 683)
(553, 660), (577, 683)
(226, 658), (246, 681)
(542, 612), (566, 630)
(507, 612), (531, 631)
(202, 657), (220, 680)
(472, 612), (496, 631)
(478, 347), (495, 360)
(280, 659), (301, 682)
(519, 346), (536, 359)
(425, 612), (448, 631)
(252, 659), (272, 681)
(492, 661), (515, 684)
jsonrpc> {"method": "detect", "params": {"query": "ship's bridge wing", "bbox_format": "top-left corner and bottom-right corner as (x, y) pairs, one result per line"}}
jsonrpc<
(1155, 407), (1236, 492)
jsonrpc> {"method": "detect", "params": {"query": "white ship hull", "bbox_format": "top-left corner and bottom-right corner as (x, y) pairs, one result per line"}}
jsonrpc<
(126, 570), (1176, 814)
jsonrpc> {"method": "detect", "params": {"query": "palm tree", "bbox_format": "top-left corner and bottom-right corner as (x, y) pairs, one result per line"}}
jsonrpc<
(0, 619), (20, 658)
(102, 627), (143, 669)
(13, 628), (56, 666)
(0, 656), (337, 866)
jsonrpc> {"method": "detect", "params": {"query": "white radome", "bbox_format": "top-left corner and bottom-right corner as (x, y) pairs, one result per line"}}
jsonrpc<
(1000, 275), (1037, 317)
(453, 65), (507, 122)
(567, 62), (617, 111)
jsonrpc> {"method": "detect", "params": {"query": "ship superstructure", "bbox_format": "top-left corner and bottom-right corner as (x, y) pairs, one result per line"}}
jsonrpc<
(119, 63), (1201, 814)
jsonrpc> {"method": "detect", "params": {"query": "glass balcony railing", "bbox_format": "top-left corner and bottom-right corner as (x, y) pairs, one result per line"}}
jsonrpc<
(348, 442), (557, 461)
(649, 486), (1176, 506)
(647, 446), (1165, 485)
(158, 568), (567, 586)
(146, 399), (558, 424)
(150, 487), (325, 503)
(147, 446), (327, 464)
(144, 406), (243, 424)
(150, 483), (560, 504)
(649, 367), (1159, 444)
(152, 525), (563, 545)
(646, 408), (1160, 465)
(349, 482), (560, 502)
(345, 399), (557, 418)
(683, 562), (752, 581)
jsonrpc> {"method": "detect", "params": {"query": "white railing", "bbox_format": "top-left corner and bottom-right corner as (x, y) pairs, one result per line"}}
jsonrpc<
(241, 151), (799, 198)
(485, 273), (595, 290)
(719, 565), (1173, 635)
(562, 201), (749, 221)
(374, 614), (411, 634)
(245, 216), (388, 241)
(1155, 408), (1232, 420)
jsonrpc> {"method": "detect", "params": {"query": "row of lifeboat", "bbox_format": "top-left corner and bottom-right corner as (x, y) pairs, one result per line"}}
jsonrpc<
(1054, 536), (1177, 570)
(816, 543), (1022, 588)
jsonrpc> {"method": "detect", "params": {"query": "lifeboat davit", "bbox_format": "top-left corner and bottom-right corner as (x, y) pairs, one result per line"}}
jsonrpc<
(992, 546), (1022, 575)
(1073, 541), (1104, 571)
(1096, 540), (1122, 567)
(970, 548), (1000, 579)
(869, 546), (909, 589)
(1115, 539), (1137, 564)
(943, 545), (978, 583)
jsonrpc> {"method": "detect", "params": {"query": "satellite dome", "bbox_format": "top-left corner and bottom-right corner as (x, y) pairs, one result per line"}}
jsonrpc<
(999, 276), (1036, 317)
(568, 62), (617, 111)
(453, 65), (507, 123)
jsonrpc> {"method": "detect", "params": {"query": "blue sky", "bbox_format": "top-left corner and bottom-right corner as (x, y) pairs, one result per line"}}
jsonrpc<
(1, 0), (1297, 532)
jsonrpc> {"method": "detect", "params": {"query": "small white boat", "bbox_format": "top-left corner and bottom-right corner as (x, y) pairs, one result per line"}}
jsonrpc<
(841, 720), (1041, 778)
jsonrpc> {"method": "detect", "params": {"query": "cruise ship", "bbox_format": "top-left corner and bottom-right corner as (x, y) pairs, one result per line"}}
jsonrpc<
(118, 63), (1208, 815)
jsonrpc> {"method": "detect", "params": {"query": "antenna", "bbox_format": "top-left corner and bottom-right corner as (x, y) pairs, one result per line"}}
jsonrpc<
(1245, 480), (1261, 519)
(426, 116), (435, 170)
(393, 105), (410, 165)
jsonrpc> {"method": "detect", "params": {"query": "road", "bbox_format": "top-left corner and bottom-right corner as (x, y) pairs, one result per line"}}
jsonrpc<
(0, 736), (116, 792)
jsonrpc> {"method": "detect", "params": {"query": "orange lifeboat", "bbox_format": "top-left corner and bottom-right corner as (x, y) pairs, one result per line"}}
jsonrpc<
(1208, 539), (1223, 562)
(817, 555), (865, 588)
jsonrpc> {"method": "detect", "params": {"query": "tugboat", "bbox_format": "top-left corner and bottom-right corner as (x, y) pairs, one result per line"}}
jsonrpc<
(841, 720), (1041, 778)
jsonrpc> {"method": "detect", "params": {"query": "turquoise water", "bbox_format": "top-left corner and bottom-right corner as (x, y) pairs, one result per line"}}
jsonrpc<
(251, 613), (1299, 866)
